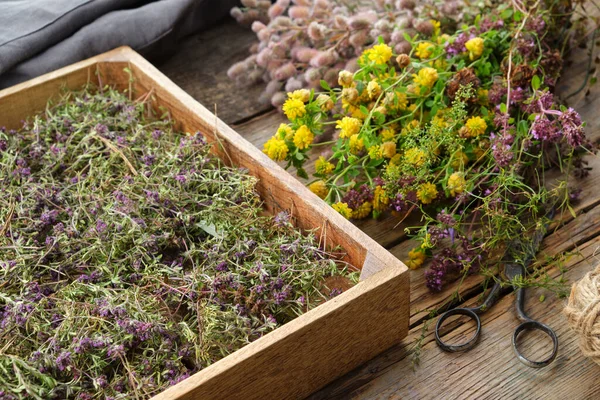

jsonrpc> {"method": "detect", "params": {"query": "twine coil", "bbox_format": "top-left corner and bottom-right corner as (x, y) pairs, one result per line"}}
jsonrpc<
(564, 264), (600, 365)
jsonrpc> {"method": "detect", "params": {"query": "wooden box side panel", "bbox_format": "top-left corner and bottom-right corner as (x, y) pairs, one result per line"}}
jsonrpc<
(154, 267), (409, 400)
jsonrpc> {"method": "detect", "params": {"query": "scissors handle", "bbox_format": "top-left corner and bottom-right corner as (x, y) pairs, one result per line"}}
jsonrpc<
(435, 280), (501, 352)
(435, 307), (481, 352)
(511, 286), (558, 368)
(512, 320), (558, 368)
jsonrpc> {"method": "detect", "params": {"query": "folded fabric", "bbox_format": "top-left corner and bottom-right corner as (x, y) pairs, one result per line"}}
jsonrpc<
(0, 0), (239, 89)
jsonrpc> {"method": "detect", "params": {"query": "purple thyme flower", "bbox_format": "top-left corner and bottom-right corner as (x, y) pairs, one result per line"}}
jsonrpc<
(96, 220), (107, 233)
(558, 107), (585, 147)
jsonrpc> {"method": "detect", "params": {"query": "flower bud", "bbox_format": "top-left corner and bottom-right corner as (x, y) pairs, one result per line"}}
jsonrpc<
(310, 50), (338, 68)
(271, 91), (288, 108)
(415, 20), (434, 36)
(314, 0), (330, 9)
(338, 70), (354, 87)
(316, 94), (334, 112)
(273, 62), (297, 81)
(394, 41), (412, 55)
(399, 0), (415, 10)
(249, 43), (260, 54)
(292, 0), (312, 5)
(342, 87), (359, 103)
(230, 7), (243, 19)
(334, 15), (348, 29)
(292, 46), (318, 62)
(323, 68), (340, 87)
(348, 16), (372, 30)
(227, 61), (247, 80)
(285, 77), (304, 92)
(375, 19), (393, 32)
(349, 31), (368, 49)
(241, 0), (257, 7)
(251, 21), (266, 33)
(289, 6), (310, 19)
(345, 57), (359, 72)
(257, 0), (272, 10)
(268, 4), (285, 19)
(256, 48), (272, 67)
(304, 68), (322, 83)
(257, 28), (272, 42)
(396, 54), (410, 68)
(308, 21), (326, 42)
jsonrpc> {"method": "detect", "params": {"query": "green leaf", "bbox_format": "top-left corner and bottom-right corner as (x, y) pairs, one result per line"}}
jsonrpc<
(531, 75), (541, 91)
(320, 80), (331, 91)
(295, 152), (305, 161)
(297, 168), (309, 179)
(567, 204), (577, 219)
(500, 103), (507, 114)
(501, 9), (513, 20)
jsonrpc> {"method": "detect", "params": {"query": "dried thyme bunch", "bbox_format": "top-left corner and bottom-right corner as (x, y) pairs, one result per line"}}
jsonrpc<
(0, 86), (357, 399)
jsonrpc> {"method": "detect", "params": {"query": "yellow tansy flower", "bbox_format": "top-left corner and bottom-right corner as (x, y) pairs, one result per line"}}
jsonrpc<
(293, 125), (314, 149)
(477, 88), (489, 105)
(263, 136), (289, 161)
(365, 43), (393, 64)
(287, 89), (311, 102)
(431, 20), (441, 36)
(332, 202), (353, 219)
(407, 247), (426, 269)
(447, 172), (467, 197)
(282, 98), (306, 120)
(352, 201), (372, 219)
(336, 116), (362, 138)
(413, 67), (439, 91)
(382, 141), (397, 159)
(276, 123), (294, 140)
(349, 134), (364, 154)
(465, 37), (484, 60)
(404, 147), (427, 168)
(415, 42), (434, 59)
(465, 116), (487, 137)
(373, 185), (389, 212)
(315, 156), (335, 175)
(417, 182), (438, 204)
(309, 180), (328, 199)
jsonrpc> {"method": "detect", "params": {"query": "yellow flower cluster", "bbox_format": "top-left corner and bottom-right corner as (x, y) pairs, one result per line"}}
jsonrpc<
(332, 202), (353, 219)
(263, 137), (289, 161)
(367, 80), (382, 99)
(413, 67), (439, 91)
(352, 201), (372, 219)
(315, 156), (334, 175)
(380, 127), (396, 141)
(309, 180), (328, 199)
(415, 42), (434, 59)
(465, 37), (484, 60)
(365, 43), (393, 65)
(464, 116), (487, 137)
(407, 247), (426, 269)
(447, 172), (466, 197)
(282, 98), (306, 120)
(373, 185), (389, 212)
(288, 89), (310, 102)
(349, 134), (364, 154)
(338, 70), (354, 88)
(336, 116), (362, 138)
(417, 182), (438, 204)
(404, 147), (427, 168)
(276, 123), (294, 140)
(293, 125), (314, 149)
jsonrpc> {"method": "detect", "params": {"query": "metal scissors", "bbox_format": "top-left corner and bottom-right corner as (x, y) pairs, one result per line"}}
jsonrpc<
(434, 215), (558, 368)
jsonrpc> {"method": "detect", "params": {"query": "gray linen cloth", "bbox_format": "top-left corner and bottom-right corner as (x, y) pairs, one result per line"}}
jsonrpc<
(0, 0), (239, 89)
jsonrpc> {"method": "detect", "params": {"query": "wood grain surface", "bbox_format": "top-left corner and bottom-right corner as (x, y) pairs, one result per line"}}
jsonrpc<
(156, 15), (600, 399)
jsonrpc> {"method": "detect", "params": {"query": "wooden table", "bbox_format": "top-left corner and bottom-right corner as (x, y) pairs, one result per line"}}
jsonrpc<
(156, 18), (600, 399)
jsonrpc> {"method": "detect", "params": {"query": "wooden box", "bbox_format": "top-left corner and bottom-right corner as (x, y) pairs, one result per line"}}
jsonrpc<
(0, 47), (409, 400)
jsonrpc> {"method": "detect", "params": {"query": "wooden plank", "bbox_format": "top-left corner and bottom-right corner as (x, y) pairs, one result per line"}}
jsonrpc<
(347, 235), (600, 400)
(311, 199), (600, 399)
(156, 19), (272, 125)
(0, 46), (410, 400)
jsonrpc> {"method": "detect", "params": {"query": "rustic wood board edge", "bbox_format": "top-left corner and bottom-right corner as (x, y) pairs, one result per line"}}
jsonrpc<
(0, 46), (410, 400)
